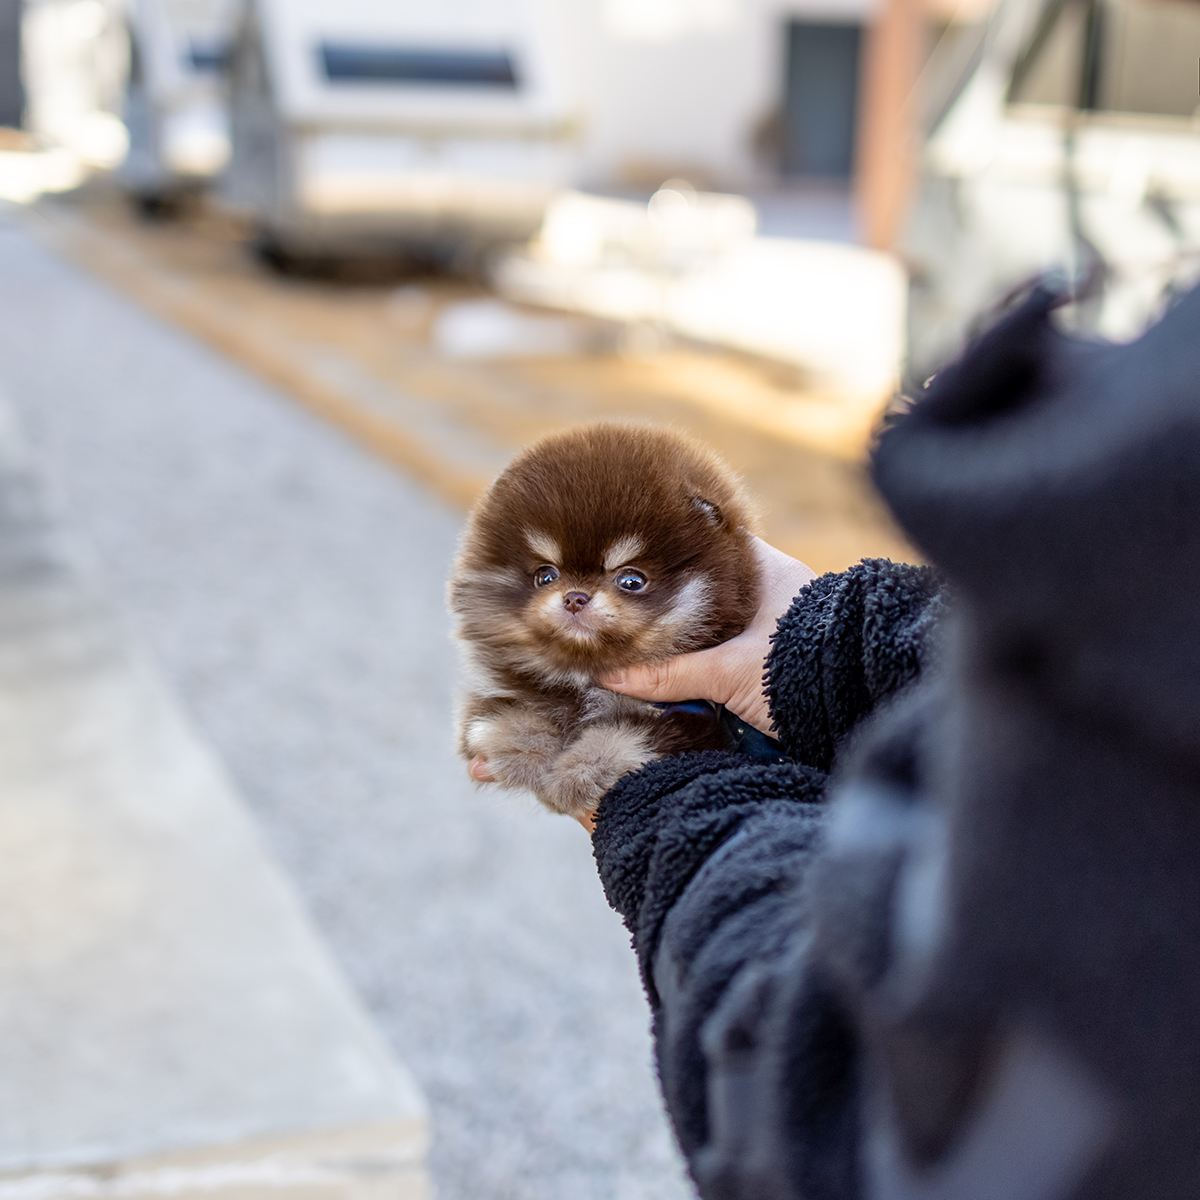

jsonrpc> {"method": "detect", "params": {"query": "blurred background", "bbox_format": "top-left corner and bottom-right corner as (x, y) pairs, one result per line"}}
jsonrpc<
(0, 0), (1197, 1197)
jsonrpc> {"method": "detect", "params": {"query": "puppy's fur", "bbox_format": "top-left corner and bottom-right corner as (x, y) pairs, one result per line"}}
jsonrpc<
(449, 424), (759, 818)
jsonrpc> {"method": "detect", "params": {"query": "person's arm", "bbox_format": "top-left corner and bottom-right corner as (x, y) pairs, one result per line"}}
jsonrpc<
(588, 555), (946, 1195)
(592, 752), (843, 1186)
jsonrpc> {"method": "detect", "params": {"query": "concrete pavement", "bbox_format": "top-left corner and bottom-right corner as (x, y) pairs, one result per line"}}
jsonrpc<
(0, 214), (693, 1200)
(0, 366), (429, 1194)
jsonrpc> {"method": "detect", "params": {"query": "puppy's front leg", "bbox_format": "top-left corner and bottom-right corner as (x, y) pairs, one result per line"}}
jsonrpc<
(539, 720), (656, 819)
(461, 698), (564, 798)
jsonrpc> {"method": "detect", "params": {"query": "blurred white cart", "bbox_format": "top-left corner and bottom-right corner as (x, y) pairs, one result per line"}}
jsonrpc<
(224, 0), (577, 263)
(121, 0), (238, 211)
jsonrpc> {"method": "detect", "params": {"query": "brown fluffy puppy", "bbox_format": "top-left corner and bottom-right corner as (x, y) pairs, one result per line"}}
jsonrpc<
(449, 423), (759, 819)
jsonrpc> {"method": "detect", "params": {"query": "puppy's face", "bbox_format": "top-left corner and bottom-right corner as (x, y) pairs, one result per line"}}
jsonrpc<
(451, 425), (759, 686)
(508, 515), (732, 675)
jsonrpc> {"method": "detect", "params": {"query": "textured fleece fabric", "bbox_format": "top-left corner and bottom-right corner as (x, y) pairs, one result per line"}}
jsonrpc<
(593, 560), (945, 1199)
(593, 280), (1200, 1200)
(765, 559), (946, 771)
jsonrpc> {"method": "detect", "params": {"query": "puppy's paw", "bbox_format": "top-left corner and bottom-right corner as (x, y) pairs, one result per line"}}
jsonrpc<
(464, 706), (563, 796)
(538, 723), (656, 819)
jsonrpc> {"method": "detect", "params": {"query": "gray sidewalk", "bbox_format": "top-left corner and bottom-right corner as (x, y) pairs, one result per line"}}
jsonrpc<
(0, 387), (428, 1196)
(0, 214), (692, 1200)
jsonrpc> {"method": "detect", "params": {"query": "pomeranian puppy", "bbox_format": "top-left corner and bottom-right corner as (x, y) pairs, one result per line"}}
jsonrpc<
(448, 424), (759, 819)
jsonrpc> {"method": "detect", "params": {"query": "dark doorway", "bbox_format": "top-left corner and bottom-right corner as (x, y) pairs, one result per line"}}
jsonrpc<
(782, 21), (862, 178)
(0, 0), (22, 128)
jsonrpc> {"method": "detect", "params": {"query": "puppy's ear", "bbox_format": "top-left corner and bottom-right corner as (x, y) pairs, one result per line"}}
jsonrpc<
(690, 496), (723, 526)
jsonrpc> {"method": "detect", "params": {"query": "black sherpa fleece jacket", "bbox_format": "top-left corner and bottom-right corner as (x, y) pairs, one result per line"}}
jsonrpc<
(593, 558), (946, 1199)
(594, 279), (1200, 1200)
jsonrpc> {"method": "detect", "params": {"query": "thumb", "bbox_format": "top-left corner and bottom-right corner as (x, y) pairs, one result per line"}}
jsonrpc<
(600, 645), (727, 705)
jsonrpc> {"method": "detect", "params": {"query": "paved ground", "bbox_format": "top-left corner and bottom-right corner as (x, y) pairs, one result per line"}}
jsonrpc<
(0, 388), (428, 1189)
(0, 216), (693, 1200)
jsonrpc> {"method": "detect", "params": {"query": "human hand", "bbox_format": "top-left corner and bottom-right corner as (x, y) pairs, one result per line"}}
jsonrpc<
(468, 756), (496, 783)
(467, 757), (597, 833)
(599, 537), (816, 736)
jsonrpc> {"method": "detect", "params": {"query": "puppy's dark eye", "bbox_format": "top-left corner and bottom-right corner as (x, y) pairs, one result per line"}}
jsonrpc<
(534, 565), (560, 587)
(615, 569), (647, 593)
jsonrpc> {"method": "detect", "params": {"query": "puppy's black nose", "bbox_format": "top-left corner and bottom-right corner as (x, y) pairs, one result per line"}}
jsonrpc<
(563, 591), (590, 613)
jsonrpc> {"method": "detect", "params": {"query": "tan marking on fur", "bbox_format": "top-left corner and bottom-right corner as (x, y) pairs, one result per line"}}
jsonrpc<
(454, 566), (522, 587)
(580, 687), (623, 721)
(537, 588), (616, 639)
(464, 715), (498, 752)
(457, 655), (515, 700)
(504, 648), (593, 691)
(537, 589), (567, 618)
(656, 575), (714, 641)
(603, 535), (646, 572)
(538, 722), (656, 817)
(525, 530), (561, 564)
(577, 593), (617, 624)
(563, 599), (616, 637)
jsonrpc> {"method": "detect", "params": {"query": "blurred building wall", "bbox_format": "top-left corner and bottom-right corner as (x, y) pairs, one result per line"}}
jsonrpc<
(539, 0), (881, 190)
(533, 0), (989, 251)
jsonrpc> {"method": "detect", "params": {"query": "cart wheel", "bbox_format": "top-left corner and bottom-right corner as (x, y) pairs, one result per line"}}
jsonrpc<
(133, 192), (184, 221)
(252, 234), (322, 275)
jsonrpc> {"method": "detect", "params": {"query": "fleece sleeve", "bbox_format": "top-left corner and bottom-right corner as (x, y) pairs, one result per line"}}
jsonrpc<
(593, 752), (832, 1161)
(765, 558), (946, 772)
(590, 559), (947, 1198)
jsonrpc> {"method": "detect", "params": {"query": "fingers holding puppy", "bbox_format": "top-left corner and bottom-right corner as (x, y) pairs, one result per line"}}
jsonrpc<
(601, 537), (816, 735)
(468, 756), (496, 783)
(601, 639), (772, 733)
